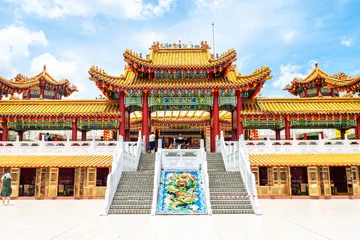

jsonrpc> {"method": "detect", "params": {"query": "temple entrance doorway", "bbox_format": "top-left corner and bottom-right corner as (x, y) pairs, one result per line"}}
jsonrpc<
(330, 167), (348, 195)
(58, 168), (75, 197)
(290, 167), (308, 196)
(19, 168), (36, 197)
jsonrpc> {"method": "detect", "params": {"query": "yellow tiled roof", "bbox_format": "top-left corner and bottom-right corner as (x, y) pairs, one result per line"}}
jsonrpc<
(0, 100), (120, 118)
(250, 154), (360, 166)
(242, 98), (360, 116)
(0, 155), (113, 168)
(123, 47), (236, 68)
(285, 64), (360, 95)
(89, 65), (271, 89)
(0, 66), (77, 96)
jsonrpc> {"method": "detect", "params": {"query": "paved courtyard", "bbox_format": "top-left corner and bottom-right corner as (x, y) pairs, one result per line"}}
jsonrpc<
(0, 199), (358, 240)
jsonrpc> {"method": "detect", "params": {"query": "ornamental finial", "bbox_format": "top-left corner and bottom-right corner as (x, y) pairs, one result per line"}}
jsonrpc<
(315, 62), (318, 68)
(43, 64), (47, 71)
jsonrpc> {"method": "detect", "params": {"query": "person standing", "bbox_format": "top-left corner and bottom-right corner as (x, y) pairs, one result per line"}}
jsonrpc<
(1, 172), (12, 206)
(148, 131), (155, 153)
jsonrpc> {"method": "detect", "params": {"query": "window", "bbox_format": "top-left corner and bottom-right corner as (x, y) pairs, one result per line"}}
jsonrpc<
(96, 168), (109, 186)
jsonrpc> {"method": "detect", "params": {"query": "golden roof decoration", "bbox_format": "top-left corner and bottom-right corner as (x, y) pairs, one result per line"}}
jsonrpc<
(0, 66), (78, 96)
(285, 63), (360, 95)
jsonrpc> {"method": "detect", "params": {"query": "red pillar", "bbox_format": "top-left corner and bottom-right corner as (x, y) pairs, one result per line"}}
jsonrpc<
(356, 117), (360, 140)
(210, 109), (214, 152)
(72, 119), (78, 141)
(53, 89), (58, 100)
(81, 130), (87, 141)
(285, 117), (291, 140)
(39, 133), (42, 140)
(18, 130), (24, 141)
(119, 91), (125, 138)
(142, 91), (149, 150)
(125, 110), (130, 141)
(213, 90), (219, 140)
(54, 134), (58, 141)
(330, 88), (335, 97)
(275, 129), (281, 140)
(0, 89), (2, 100)
(2, 119), (8, 141)
(27, 90), (31, 99)
(304, 90), (308, 97)
(40, 83), (45, 98)
(340, 129), (346, 140)
(317, 85), (321, 96)
(236, 90), (243, 140)
(231, 110), (236, 140)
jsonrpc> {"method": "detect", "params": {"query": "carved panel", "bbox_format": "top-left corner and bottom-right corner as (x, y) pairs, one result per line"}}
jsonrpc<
(351, 167), (359, 195)
(267, 167), (274, 186)
(35, 168), (42, 197)
(307, 166), (319, 196)
(48, 168), (58, 197)
(10, 168), (20, 197)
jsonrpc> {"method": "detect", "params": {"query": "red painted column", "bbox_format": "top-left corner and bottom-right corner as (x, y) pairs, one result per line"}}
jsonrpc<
(275, 129), (281, 140)
(27, 90), (31, 99)
(81, 130), (87, 141)
(303, 90), (308, 97)
(231, 110), (236, 140)
(285, 117), (291, 140)
(340, 129), (346, 140)
(2, 119), (8, 141)
(330, 88), (335, 97)
(317, 85), (321, 96)
(72, 118), (78, 141)
(213, 90), (220, 152)
(18, 130), (24, 141)
(119, 91), (125, 138)
(0, 89), (2, 100)
(210, 109), (214, 152)
(356, 117), (360, 140)
(53, 89), (58, 100)
(142, 91), (149, 150)
(125, 110), (130, 141)
(40, 82), (45, 98)
(236, 90), (243, 140)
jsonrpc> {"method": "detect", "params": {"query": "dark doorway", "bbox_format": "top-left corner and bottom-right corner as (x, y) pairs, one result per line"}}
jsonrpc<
(19, 168), (36, 196)
(330, 167), (348, 195)
(58, 168), (75, 197)
(290, 167), (308, 196)
(96, 168), (109, 187)
(259, 167), (268, 186)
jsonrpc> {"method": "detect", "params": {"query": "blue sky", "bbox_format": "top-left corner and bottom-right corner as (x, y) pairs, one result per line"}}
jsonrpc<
(0, 0), (359, 99)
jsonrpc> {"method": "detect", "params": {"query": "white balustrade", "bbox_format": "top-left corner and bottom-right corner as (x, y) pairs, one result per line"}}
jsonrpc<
(151, 139), (211, 215)
(101, 132), (144, 216)
(0, 135), (126, 155)
(217, 131), (262, 215)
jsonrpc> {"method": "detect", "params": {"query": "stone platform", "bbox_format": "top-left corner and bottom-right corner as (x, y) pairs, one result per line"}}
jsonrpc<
(0, 199), (359, 239)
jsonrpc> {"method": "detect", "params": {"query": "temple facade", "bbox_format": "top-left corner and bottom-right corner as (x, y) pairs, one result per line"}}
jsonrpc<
(1, 41), (360, 199)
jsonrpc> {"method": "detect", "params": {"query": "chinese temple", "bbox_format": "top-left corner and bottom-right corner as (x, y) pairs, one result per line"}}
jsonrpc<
(1, 41), (360, 201)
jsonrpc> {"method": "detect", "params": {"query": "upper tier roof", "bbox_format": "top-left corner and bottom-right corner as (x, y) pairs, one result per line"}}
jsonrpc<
(89, 64), (271, 97)
(285, 63), (360, 95)
(0, 65), (78, 96)
(123, 41), (236, 69)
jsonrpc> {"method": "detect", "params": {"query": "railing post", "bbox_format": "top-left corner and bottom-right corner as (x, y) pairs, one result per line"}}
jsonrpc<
(158, 139), (162, 151)
(40, 135), (45, 154)
(220, 130), (224, 140)
(14, 135), (20, 154)
(91, 135), (96, 154)
(65, 134), (70, 153)
(200, 139), (204, 150)
(215, 135), (219, 152)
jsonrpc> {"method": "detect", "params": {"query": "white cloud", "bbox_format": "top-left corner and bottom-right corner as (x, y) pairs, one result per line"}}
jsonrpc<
(0, 24), (48, 71)
(5, 0), (175, 20)
(282, 30), (297, 44)
(30, 53), (78, 79)
(341, 36), (353, 47)
(195, 0), (231, 10)
(132, 31), (166, 50)
(81, 21), (97, 35)
(272, 64), (306, 89)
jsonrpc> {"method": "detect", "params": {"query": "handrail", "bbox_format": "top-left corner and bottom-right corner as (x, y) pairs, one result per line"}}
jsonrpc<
(217, 131), (262, 215)
(101, 132), (144, 216)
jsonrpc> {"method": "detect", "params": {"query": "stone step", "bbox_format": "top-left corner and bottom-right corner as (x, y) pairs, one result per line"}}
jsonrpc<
(113, 196), (153, 201)
(111, 200), (153, 205)
(209, 184), (246, 188)
(210, 192), (248, 196)
(115, 189), (153, 193)
(210, 199), (252, 204)
(212, 209), (254, 214)
(114, 192), (153, 197)
(108, 209), (151, 214)
(110, 205), (151, 210)
(211, 205), (253, 210)
(118, 183), (154, 187)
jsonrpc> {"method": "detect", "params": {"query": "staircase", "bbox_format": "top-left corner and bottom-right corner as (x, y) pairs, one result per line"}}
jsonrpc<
(207, 153), (255, 214)
(108, 153), (155, 214)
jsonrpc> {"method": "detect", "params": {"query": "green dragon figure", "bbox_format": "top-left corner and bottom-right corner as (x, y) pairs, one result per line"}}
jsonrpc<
(165, 172), (198, 211)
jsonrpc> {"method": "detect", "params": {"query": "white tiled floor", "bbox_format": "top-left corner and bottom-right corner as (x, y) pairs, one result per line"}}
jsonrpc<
(0, 199), (359, 240)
